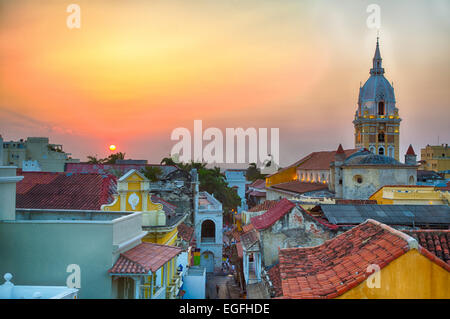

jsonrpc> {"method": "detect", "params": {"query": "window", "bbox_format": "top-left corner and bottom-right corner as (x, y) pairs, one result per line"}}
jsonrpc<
(201, 220), (215, 242)
(354, 175), (363, 184)
(378, 132), (385, 143)
(378, 147), (385, 155)
(378, 101), (385, 115)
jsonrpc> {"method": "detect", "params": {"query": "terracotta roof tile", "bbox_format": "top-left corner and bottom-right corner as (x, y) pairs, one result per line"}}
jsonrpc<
(109, 242), (182, 274)
(404, 230), (450, 264)
(240, 229), (259, 250)
(151, 195), (177, 216)
(16, 172), (116, 210)
(249, 179), (266, 189)
(267, 149), (357, 177)
(251, 198), (295, 230)
(267, 264), (282, 297)
(279, 219), (450, 299)
(236, 242), (243, 258)
(177, 222), (194, 244)
(242, 223), (255, 233)
(248, 200), (278, 212)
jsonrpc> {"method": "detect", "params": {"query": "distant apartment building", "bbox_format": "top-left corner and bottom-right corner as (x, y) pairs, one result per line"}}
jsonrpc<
(0, 136), (79, 172)
(420, 144), (450, 177)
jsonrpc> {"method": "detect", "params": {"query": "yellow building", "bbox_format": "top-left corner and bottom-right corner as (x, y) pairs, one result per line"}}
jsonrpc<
(265, 148), (356, 188)
(279, 219), (450, 299)
(369, 185), (449, 205)
(420, 144), (450, 175)
(102, 169), (186, 246)
(109, 241), (184, 299)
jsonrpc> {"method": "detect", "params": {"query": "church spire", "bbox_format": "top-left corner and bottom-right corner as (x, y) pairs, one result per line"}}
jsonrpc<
(370, 37), (384, 75)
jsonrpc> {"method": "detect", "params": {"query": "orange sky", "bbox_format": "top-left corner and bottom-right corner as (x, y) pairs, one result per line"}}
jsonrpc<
(0, 0), (449, 166)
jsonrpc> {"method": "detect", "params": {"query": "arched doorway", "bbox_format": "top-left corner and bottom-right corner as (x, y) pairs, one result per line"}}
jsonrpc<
(200, 251), (215, 273)
(201, 220), (216, 243)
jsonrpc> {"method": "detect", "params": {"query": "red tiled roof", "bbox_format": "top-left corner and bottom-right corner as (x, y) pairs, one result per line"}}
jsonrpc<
(267, 149), (357, 177)
(248, 200), (278, 212)
(267, 264), (282, 297)
(404, 230), (450, 264)
(240, 229), (260, 250)
(300, 210), (340, 231)
(336, 144), (345, 154)
(251, 198), (295, 230)
(151, 195), (177, 216)
(177, 222), (194, 244)
(109, 242), (182, 274)
(16, 172), (116, 210)
(236, 242), (243, 259)
(406, 144), (416, 156)
(270, 181), (328, 195)
(279, 219), (450, 299)
(249, 190), (266, 197)
(249, 179), (266, 189)
(226, 226), (242, 242)
(242, 223), (255, 234)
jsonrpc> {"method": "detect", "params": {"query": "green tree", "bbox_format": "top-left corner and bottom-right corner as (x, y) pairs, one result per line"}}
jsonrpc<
(87, 155), (103, 164)
(246, 162), (266, 182)
(160, 156), (177, 166)
(103, 152), (126, 164)
(177, 161), (241, 222)
(141, 166), (163, 182)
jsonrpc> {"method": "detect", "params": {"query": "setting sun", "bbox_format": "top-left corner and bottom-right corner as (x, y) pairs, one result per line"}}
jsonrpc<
(109, 144), (116, 151)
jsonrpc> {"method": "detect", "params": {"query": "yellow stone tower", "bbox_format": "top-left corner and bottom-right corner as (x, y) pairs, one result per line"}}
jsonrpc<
(353, 38), (401, 160)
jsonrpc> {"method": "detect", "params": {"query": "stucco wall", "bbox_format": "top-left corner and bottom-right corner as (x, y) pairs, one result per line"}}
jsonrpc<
(260, 207), (338, 267)
(342, 167), (416, 200)
(339, 250), (450, 299)
(0, 221), (116, 299)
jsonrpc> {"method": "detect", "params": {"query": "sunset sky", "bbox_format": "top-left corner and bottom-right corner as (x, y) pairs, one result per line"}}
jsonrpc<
(0, 0), (449, 167)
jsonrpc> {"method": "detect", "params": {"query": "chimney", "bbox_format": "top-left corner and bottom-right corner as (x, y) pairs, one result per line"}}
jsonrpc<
(405, 144), (417, 166)
(0, 166), (24, 221)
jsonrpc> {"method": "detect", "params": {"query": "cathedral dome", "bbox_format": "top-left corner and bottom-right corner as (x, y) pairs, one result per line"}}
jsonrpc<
(357, 38), (396, 116)
(359, 74), (395, 104)
(344, 149), (404, 166)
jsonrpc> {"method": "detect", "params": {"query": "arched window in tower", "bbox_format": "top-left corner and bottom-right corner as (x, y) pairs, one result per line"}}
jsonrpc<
(378, 101), (385, 115)
(388, 146), (395, 158)
(378, 146), (385, 156)
(201, 220), (216, 243)
(378, 132), (385, 143)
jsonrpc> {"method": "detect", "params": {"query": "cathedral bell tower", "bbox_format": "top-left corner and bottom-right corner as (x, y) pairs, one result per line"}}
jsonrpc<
(353, 38), (401, 160)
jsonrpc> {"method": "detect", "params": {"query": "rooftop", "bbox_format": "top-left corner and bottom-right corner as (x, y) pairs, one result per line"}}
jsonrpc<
(267, 148), (357, 177)
(270, 181), (328, 195)
(177, 222), (195, 244)
(65, 163), (178, 178)
(251, 198), (296, 230)
(16, 171), (116, 210)
(109, 242), (182, 274)
(320, 204), (450, 227)
(403, 230), (449, 264)
(279, 219), (449, 299)
(248, 200), (279, 212)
